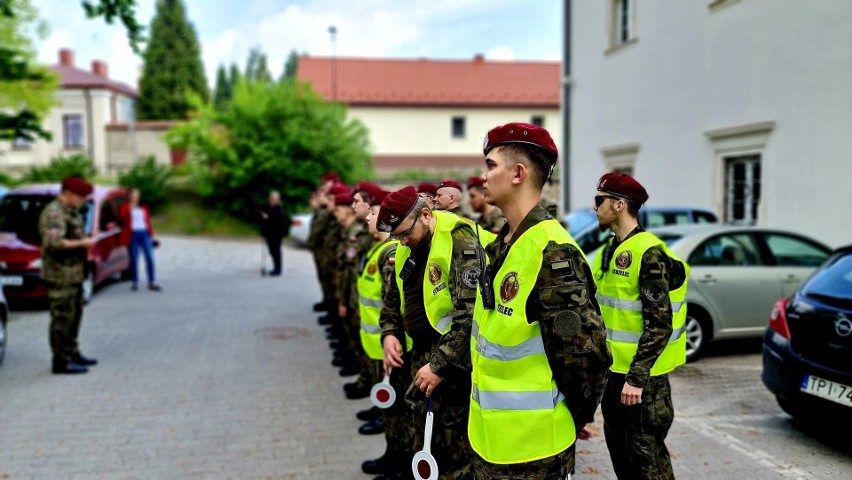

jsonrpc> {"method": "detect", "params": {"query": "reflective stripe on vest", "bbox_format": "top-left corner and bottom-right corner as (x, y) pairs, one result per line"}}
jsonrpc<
(394, 211), (473, 334)
(469, 219), (580, 464)
(472, 385), (565, 411)
(591, 232), (690, 376)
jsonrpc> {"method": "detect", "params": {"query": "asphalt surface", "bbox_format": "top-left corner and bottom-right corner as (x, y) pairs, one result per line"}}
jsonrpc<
(0, 235), (849, 479)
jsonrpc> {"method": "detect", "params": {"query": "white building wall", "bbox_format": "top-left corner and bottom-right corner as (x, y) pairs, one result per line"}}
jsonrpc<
(570, 0), (852, 247)
(350, 107), (561, 155)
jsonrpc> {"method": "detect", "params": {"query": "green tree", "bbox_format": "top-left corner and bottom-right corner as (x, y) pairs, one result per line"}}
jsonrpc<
(1, 0), (141, 144)
(165, 80), (372, 222)
(20, 153), (96, 183)
(0, 0), (58, 143)
(280, 50), (299, 83)
(211, 64), (231, 111)
(118, 155), (171, 212)
(228, 62), (242, 89)
(244, 47), (272, 83)
(137, 0), (208, 120)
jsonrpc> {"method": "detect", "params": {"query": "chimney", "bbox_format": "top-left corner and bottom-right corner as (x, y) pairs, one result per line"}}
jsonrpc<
(473, 53), (484, 63)
(92, 60), (108, 78)
(59, 48), (74, 66)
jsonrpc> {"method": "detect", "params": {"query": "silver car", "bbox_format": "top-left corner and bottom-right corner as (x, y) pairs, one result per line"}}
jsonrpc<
(650, 224), (832, 361)
(288, 212), (313, 246)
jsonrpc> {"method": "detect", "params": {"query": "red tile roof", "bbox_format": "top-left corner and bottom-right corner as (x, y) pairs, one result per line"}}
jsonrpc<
(297, 56), (560, 107)
(49, 64), (138, 98)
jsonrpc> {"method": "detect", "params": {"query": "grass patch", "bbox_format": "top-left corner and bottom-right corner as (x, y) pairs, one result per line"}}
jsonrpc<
(152, 193), (258, 238)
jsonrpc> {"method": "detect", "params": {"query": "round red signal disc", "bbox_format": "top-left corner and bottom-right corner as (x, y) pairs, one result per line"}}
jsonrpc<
(370, 381), (396, 409)
(412, 451), (438, 480)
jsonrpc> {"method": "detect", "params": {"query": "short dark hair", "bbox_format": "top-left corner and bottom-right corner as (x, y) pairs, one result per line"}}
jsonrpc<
(625, 198), (641, 217)
(497, 144), (549, 190)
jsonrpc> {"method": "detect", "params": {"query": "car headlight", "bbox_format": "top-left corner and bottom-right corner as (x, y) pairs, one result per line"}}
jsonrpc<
(28, 258), (43, 269)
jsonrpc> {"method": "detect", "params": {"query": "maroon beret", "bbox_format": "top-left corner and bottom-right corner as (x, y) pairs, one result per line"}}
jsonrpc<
(417, 183), (437, 195)
(371, 188), (389, 205)
(597, 173), (649, 203)
(61, 176), (93, 197)
(377, 186), (419, 233)
(355, 181), (386, 205)
(327, 183), (351, 197)
(334, 191), (354, 206)
(438, 180), (462, 191)
(483, 122), (558, 164)
(467, 176), (485, 189)
(321, 172), (341, 183)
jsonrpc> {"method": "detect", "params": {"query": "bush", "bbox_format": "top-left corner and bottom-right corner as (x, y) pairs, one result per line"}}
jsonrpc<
(19, 153), (95, 183)
(117, 155), (172, 212)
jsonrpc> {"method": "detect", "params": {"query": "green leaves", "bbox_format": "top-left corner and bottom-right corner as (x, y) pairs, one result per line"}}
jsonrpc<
(166, 80), (373, 224)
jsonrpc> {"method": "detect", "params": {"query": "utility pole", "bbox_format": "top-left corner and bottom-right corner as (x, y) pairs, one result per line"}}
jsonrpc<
(328, 25), (338, 101)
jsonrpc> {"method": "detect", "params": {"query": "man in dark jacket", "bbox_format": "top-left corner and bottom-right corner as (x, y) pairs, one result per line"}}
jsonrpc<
(260, 190), (286, 276)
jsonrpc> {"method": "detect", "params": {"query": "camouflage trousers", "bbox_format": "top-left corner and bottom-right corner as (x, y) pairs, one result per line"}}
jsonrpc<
(601, 373), (675, 480)
(47, 283), (84, 362)
(376, 357), (415, 464)
(342, 310), (372, 390)
(473, 443), (575, 480)
(406, 346), (474, 480)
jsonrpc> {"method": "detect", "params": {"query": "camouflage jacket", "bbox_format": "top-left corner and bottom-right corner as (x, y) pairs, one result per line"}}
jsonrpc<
(476, 206), (507, 234)
(308, 207), (330, 251)
(379, 221), (482, 382)
(485, 205), (612, 426)
(336, 220), (374, 311)
(602, 225), (685, 388)
(39, 198), (87, 285)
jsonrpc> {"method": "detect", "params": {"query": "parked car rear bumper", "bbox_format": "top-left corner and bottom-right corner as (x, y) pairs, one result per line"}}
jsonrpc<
(762, 329), (852, 420)
(1, 270), (48, 299)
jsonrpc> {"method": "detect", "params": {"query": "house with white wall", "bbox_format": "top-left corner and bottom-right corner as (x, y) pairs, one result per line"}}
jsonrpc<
(0, 49), (138, 176)
(565, 0), (852, 247)
(297, 55), (561, 175)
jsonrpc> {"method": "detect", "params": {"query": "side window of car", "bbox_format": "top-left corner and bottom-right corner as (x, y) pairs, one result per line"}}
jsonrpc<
(762, 234), (829, 267)
(694, 211), (718, 224)
(82, 200), (95, 235)
(99, 199), (115, 231)
(689, 234), (761, 267)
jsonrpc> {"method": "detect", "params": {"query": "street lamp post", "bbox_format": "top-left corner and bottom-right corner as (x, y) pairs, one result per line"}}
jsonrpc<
(328, 25), (338, 101)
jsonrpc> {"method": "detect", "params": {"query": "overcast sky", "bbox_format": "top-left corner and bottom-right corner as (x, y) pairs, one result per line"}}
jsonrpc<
(32, 0), (563, 88)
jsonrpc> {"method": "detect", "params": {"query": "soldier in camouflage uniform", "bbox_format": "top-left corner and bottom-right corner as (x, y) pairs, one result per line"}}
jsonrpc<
(467, 123), (611, 480)
(332, 186), (378, 401)
(435, 180), (473, 220)
(310, 173), (342, 313)
(39, 177), (99, 375)
(377, 186), (484, 480)
(592, 173), (688, 480)
(465, 176), (506, 235)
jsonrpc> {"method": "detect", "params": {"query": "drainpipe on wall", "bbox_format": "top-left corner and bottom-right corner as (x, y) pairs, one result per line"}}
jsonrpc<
(84, 88), (95, 167)
(560, 0), (572, 215)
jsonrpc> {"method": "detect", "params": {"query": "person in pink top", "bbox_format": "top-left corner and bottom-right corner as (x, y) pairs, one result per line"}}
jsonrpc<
(118, 188), (161, 291)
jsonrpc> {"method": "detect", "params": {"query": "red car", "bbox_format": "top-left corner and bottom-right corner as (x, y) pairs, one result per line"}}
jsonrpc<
(0, 184), (130, 303)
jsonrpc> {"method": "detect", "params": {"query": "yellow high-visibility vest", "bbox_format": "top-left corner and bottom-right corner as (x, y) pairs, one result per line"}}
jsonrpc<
(394, 211), (480, 334)
(468, 219), (578, 464)
(359, 239), (412, 360)
(591, 232), (690, 375)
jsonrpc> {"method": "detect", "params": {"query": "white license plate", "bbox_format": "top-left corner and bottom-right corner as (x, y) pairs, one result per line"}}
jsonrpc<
(1, 275), (23, 286)
(800, 375), (852, 408)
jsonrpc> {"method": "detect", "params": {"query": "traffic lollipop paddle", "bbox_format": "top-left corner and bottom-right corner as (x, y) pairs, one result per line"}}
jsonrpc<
(412, 397), (439, 480)
(370, 373), (396, 409)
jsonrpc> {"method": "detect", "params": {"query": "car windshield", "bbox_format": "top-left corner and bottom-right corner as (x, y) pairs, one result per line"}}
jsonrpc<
(656, 233), (684, 247)
(804, 253), (852, 304)
(0, 194), (54, 242)
(566, 210), (598, 237)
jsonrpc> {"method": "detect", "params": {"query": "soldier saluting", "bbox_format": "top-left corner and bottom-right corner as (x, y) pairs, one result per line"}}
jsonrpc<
(39, 176), (99, 374)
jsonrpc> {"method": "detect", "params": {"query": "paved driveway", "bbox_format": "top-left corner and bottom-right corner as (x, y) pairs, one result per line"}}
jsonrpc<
(0, 235), (849, 479)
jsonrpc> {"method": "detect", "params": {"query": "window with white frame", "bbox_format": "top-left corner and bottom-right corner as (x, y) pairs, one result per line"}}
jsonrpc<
(608, 0), (636, 49)
(63, 114), (84, 149)
(601, 143), (639, 177)
(530, 115), (545, 127)
(12, 137), (32, 150)
(725, 154), (761, 225)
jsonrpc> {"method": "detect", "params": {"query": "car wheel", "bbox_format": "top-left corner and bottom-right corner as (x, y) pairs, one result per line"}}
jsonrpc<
(0, 316), (7, 367)
(82, 269), (94, 305)
(684, 311), (710, 362)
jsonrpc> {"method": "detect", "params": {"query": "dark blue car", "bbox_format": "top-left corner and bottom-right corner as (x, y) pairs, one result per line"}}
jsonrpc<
(762, 245), (852, 422)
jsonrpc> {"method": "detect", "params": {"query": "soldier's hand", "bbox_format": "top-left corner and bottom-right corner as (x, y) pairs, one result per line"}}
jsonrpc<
(81, 237), (96, 249)
(383, 336), (404, 369)
(621, 383), (643, 406)
(415, 363), (443, 397)
(577, 425), (594, 440)
(338, 304), (347, 319)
